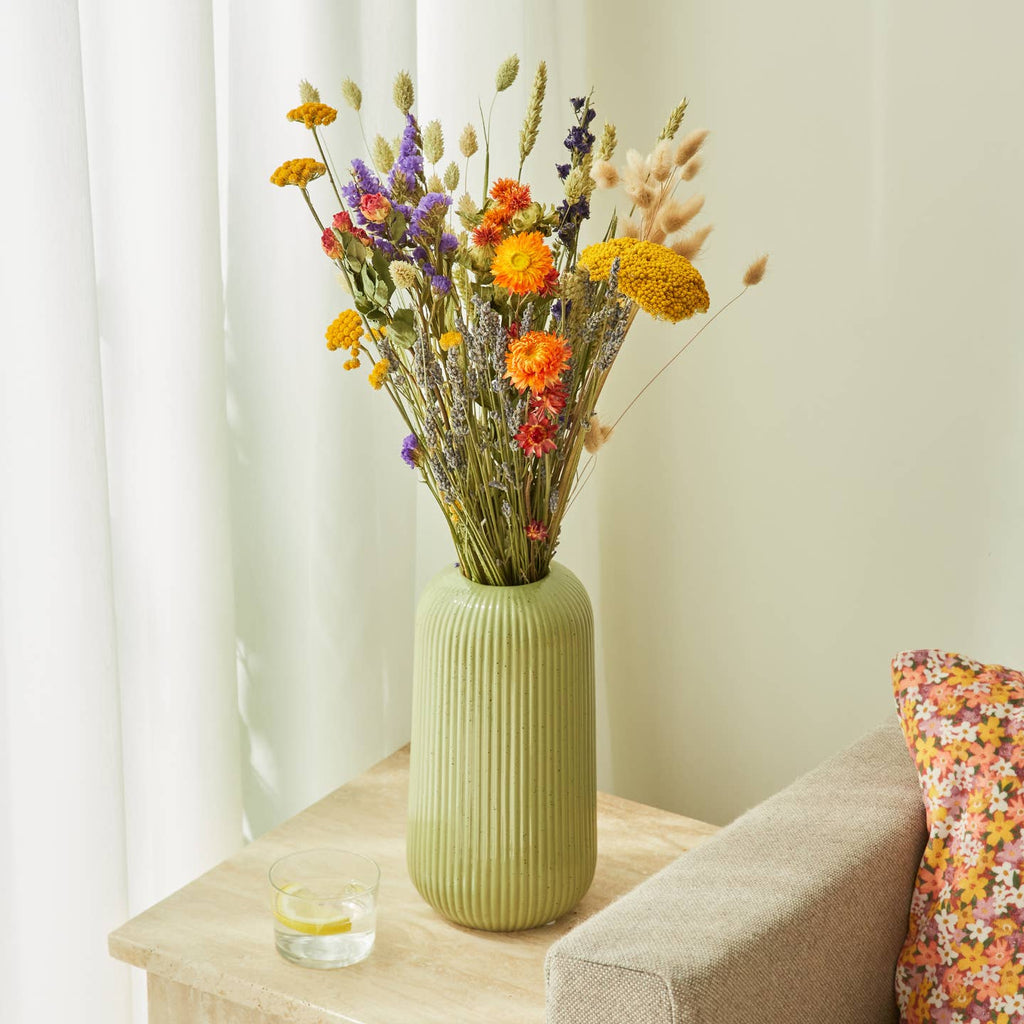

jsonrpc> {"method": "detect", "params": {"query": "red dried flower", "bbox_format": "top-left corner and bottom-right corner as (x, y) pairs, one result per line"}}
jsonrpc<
(332, 210), (371, 246)
(526, 520), (549, 542)
(321, 227), (341, 258)
(515, 415), (558, 458)
(529, 383), (568, 419)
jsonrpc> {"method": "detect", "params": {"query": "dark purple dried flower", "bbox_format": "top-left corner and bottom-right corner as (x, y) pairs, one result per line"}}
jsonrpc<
(564, 125), (595, 155)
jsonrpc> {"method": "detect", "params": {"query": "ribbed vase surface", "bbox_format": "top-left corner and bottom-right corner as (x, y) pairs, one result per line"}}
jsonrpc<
(407, 561), (596, 931)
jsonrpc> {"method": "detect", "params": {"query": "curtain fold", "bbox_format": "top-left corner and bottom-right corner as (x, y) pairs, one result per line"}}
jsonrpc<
(0, 3), (132, 1020)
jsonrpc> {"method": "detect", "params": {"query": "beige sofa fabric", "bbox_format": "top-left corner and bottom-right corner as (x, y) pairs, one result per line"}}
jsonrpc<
(545, 721), (927, 1024)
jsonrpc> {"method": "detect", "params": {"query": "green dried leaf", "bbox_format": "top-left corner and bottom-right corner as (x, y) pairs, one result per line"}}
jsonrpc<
(342, 233), (367, 265)
(389, 308), (416, 346)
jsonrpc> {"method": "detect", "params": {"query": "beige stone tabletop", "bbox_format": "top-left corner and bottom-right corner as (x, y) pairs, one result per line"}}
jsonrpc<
(110, 745), (718, 1024)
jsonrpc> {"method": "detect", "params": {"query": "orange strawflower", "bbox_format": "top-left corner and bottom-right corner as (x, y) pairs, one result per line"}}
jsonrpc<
(471, 221), (503, 248)
(482, 205), (512, 231)
(491, 232), (555, 295)
(489, 178), (532, 213)
(504, 331), (571, 393)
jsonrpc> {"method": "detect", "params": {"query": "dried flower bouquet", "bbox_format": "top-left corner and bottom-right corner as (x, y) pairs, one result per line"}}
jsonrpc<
(272, 56), (765, 586)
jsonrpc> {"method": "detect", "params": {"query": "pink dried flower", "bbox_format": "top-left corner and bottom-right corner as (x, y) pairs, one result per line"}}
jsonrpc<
(360, 192), (391, 223)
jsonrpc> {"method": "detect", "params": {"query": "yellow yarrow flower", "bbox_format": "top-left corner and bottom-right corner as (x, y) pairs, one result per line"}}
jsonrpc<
(270, 158), (327, 189)
(286, 103), (338, 128)
(439, 331), (462, 350)
(578, 237), (710, 322)
(368, 358), (390, 390)
(325, 309), (364, 352)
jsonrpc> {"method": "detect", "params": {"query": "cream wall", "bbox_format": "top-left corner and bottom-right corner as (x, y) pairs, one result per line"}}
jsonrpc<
(232, 0), (1024, 836)
(581, 0), (1024, 824)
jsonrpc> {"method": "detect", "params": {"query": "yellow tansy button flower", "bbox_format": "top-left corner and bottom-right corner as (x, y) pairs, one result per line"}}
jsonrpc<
(286, 103), (338, 128)
(325, 309), (364, 352)
(270, 158), (327, 189)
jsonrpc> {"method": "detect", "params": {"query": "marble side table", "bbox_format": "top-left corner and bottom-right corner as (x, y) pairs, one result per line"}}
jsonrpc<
(110, 745), (717, 1023)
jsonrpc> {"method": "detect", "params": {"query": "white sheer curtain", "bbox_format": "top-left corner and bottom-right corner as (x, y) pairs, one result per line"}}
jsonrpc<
(2, 1), (242, 1020)
(1, 2), (589, 1021)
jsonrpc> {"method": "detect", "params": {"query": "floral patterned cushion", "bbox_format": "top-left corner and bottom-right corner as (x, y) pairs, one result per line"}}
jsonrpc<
(893, 649), (1024, 1023)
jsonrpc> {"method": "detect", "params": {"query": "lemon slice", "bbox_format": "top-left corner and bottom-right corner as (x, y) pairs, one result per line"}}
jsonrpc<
(273, 884), (353, 936)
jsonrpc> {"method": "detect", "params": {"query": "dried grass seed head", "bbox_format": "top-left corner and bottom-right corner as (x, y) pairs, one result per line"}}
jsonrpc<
(743, 254), (769, 286)
(393, 70), (414, 114)
(597, 122), (618, 162)
(340, 78), (362, 112)
(422, 119), (444, 164)
(459, 124), (479, 158)
(519, 61), (547, 164)
(372, 135), (395, 173)
(674, 128), (709, 166)
(495, 54), (520, 92)
(670, 224), (713, 261)
(680, 155), (703, 182)
(658, 98), (688, 141)
(584, 415), (615, 454)
(625, 180), (657, 209)
(658, 194), (705, 234)
(618, 217), (640, 239)
(650, 140), (674, 182)
(443, 161), (460, 191)
(591, 160), (619, 189)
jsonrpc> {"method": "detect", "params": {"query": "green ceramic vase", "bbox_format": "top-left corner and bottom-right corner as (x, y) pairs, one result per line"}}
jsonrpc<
(407, 561), (596, 931)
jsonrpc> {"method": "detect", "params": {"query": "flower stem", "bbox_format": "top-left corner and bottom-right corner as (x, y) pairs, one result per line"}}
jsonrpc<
(301, 188), (325, 232)
(312, 128), (344, 210)
(610, 288), (747, 432)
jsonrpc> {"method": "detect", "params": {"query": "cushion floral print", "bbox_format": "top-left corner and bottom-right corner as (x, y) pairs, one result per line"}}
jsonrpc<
(893, 649), (1024, 1023)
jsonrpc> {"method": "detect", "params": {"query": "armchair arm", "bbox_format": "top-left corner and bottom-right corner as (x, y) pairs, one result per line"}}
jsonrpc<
(545, 721), (927, 1024)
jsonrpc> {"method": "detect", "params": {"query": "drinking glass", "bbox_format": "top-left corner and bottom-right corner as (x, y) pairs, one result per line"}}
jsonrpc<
(269, 848), (379, 968)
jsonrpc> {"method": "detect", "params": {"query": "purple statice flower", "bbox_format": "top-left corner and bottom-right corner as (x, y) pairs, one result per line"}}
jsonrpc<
(372, 237), (399, 257)
(409, 192), (452, 237)
(409, 245), (436, 277)
(431, 275), (452, 295)
(439, 232), (458, 253)
(388, 113), (424, 193)
(340, 158), (388, 209)
(400, 433), (419, 468)
(555, 162), (570, 180)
